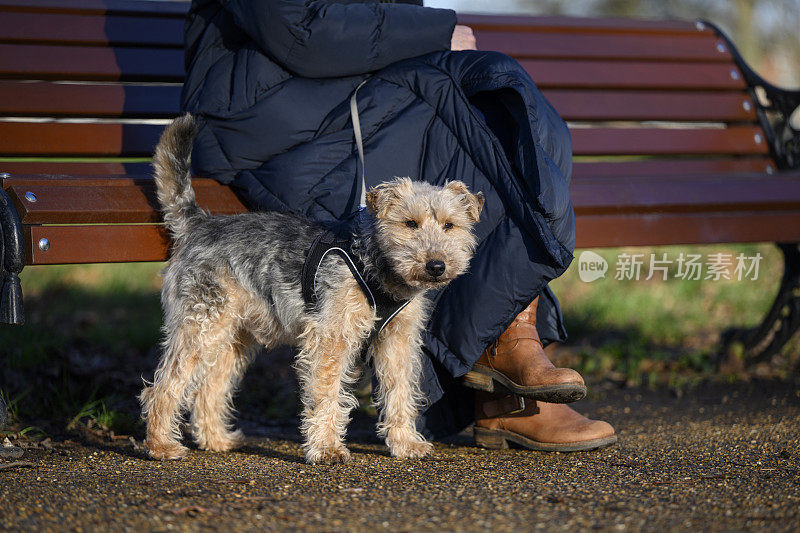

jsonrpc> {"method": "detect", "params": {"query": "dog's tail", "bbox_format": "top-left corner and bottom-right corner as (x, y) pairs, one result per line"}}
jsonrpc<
(153, 113), (203, 241)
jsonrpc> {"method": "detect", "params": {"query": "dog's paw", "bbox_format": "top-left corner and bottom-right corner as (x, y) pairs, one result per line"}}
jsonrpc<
(198, 429), (245, 453)
(145, 439), (189, 461)
(306, 445), (351, 465)
(390, 438), (433, 459)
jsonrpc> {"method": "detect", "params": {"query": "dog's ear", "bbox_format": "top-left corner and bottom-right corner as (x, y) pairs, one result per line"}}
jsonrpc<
(367, 178), (412, 219)
(446, 181), (485, 223)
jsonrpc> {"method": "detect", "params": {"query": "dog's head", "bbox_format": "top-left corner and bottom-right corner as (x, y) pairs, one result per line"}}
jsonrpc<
(366, 177), (484, 291)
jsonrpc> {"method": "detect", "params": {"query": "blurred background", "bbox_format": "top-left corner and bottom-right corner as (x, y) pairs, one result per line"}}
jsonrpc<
(430, 0), (800, 87)
(1, 0), (798, 441)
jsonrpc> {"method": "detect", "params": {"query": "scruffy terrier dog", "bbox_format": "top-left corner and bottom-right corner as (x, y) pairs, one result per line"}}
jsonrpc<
(140, 115), (484, 464)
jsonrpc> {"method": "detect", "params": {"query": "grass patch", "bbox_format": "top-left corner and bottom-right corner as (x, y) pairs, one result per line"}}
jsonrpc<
(1, 245), (798, 433)
(549, 243), (799, 385)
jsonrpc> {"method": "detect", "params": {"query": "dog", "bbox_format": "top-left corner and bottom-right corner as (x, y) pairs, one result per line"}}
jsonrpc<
(140, 114), (484, 464)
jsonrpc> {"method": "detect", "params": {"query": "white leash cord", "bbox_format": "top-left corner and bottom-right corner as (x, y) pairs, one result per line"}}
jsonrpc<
(350, 80), (368, 209)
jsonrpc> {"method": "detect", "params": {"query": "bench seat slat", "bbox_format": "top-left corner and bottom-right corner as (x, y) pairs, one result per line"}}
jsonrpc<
(26, 224), (169, 264)
(8, 183), (247, 224)
(0, 81), (179, 117)
(8, 172), (799, 225)
(1, 175), (222, 188)
(570, 173), (800, 214)
(0, 161), (153, 176)
(577, 212), (800, 248)
(23, 209), (800, 266)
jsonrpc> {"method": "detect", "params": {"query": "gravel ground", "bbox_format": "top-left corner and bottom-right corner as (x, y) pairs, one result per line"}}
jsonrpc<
(1, 380), (799, 532)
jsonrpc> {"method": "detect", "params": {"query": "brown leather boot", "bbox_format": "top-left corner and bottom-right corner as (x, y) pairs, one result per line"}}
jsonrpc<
(463, 297), (586, 403)
(473, 391), (617, 452)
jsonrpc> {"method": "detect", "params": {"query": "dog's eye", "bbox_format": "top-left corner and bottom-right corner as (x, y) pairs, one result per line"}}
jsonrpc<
(405, 220), (418, 229)
(443, 222), (454, 231)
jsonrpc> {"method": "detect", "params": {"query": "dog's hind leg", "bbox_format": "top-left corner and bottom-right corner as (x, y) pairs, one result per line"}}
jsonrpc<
(372, 297), (433, 459)
(190, 329), (257, 453)
(140, 320), (204, 460)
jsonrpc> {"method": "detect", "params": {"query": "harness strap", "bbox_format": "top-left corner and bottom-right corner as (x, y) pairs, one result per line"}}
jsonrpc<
(350, 80), (368, 209)
(301, 230), (412, 360)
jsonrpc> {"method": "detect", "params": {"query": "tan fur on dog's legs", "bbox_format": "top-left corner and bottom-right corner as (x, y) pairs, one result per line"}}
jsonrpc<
(296, 285), (372, 464)
(372, 297), (433, 459)
(140, 322), (202, 460)
(190, 332), (256, 453)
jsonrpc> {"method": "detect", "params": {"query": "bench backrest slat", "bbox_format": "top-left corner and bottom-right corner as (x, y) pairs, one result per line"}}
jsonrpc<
(0, 81), (179, 118)
(1, 82), (756, 124)
(0, 123), (770, 158)
(0, 11), (184, 47)
(0, 43), (184, 81)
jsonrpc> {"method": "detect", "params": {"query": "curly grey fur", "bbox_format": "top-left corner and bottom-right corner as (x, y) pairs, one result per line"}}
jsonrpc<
(152, 114), (202, 242)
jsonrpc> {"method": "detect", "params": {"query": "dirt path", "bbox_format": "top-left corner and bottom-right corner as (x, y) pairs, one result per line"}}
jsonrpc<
(1, 381), (799, 532)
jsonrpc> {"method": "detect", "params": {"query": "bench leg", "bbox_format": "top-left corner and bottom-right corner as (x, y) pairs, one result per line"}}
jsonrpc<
(721, 243), (800, 364)
(0, 394), (6, 430)
(0, 187), (24, 325)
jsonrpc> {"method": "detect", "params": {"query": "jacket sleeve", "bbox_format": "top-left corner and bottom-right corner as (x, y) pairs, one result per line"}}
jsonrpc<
(221, 0), (457, 78)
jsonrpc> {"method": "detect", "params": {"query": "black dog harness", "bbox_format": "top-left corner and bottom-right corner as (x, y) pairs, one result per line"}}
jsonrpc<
(301, 229), (411, 355)
(300, 80), (411, 357)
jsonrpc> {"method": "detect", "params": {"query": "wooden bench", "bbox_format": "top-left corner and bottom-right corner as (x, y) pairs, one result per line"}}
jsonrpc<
(2, 0), (799, 368)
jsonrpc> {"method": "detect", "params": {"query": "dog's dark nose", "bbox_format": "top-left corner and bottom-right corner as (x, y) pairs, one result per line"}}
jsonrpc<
(425, 260), (446, 278)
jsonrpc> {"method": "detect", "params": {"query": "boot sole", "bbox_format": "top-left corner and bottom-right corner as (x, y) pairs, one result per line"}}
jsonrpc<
(474, 426), (618, 452)
(463, 367), (587, 403)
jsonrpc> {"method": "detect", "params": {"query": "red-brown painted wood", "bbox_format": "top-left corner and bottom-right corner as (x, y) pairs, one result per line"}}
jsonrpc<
(476, 31), (730, 62)
(0, 43), (183, 81)
(544, 89), (756, 122)
(0, 11), (183, 47)
(520, 59), (746, 90)
(0, 122), (161, 156)
(570, 173), (800, 215)
(0, 81), (180, 117)
(459, 14), (708, 36)
(26, 224), (170, 264)
(0, 161), (152, 176)
(25, 208), (800, 265)
(572, 158), (775, 178)
(571, 126), (767, 156)
(0, 0), (188, 16)
(1, 123), (768, 158)
(576, 211), (800, 248)
(1, 175), (221, 188)
(8, 183), (246, 224)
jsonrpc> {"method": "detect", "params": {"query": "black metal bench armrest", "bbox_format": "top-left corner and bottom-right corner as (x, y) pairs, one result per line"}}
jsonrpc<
(0, 186), (24, 325)
(703, 20), (800, 171)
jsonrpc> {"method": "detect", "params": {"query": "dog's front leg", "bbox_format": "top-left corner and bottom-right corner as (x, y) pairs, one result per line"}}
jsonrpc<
(372, 297), (433, 459)
(296, 285), (370, 464)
